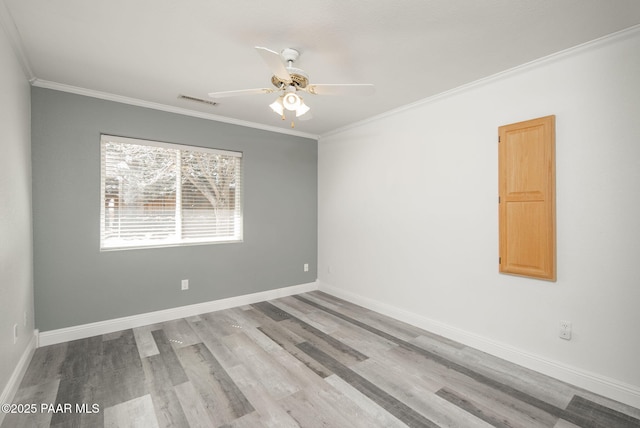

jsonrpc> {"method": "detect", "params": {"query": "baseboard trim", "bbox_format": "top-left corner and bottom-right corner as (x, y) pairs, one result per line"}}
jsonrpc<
(318, 281), (640, 409)
(39, 281), (318, 347)
(0, 331), (38, 426)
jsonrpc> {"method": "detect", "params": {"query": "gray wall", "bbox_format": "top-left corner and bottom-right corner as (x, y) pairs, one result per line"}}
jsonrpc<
(31, 88), (317, 332)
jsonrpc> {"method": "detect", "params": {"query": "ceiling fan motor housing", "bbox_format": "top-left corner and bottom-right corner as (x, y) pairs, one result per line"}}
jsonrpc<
(271, 48), (309, 89)
(272, 68), (309, 89)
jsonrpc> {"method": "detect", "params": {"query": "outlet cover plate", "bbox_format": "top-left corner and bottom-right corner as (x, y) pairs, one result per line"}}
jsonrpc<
(559, 320), (572, 340)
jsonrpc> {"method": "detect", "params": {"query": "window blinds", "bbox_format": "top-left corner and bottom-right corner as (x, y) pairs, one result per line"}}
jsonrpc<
(100, 135), (242, 250)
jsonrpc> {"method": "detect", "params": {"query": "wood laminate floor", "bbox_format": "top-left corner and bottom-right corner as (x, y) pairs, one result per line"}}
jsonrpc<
(3, 291), (639, 427)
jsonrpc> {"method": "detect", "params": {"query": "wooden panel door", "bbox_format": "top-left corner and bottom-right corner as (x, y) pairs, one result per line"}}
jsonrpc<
(499, 115), (556, 281)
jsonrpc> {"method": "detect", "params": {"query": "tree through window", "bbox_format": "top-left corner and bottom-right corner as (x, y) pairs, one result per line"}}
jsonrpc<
(100, 135), (243, 250)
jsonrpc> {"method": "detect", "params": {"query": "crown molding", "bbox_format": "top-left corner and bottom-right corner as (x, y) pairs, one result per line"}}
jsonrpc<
(320, 23), (640, 140)
(31, 79), (320, 140)
(1, 0), (316, 141)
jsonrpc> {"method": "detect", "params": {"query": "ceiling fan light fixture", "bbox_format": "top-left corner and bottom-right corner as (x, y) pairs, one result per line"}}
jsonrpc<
(269, 97), (284, 115)
(295, 99), (310, 117)
(210, 46), (376, 127)
(282, 92), (301, 110)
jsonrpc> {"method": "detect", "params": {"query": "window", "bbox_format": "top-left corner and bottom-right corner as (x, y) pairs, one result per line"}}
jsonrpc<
(100, 135), (242, 250)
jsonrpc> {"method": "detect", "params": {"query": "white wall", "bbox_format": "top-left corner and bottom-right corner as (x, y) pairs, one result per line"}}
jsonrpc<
(318, 27), (640, 407)
(0, 15), (35, 411)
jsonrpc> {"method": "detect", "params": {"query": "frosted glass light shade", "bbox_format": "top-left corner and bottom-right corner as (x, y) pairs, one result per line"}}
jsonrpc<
(283, 93), (301, 110)
(269, 97), (284, 115)
(296, 101), (310, 117)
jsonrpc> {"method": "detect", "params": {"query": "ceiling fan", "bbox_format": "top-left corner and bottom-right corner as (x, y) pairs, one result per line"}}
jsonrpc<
(208, 47), (375, 128)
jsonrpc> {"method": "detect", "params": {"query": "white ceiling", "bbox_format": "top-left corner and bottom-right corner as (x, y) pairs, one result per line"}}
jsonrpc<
(3, 0), (640, 138)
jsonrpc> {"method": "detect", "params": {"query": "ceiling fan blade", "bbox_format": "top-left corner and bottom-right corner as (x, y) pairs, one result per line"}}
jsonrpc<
(208, 88), (275, 99)
(255, 46), (291, 82)
(306, 83), (375, 96)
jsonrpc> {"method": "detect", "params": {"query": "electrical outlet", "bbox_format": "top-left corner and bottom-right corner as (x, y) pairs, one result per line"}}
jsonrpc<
(559, 320), (572, 340)
(304, 263), (309, 272)
(181, 279), (189, 291)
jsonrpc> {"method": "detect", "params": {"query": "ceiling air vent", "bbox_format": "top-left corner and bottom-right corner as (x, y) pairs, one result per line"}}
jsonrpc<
(178, 94), (218, 106)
